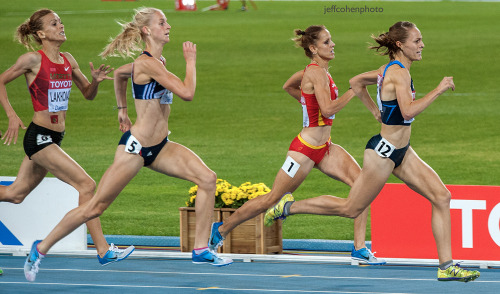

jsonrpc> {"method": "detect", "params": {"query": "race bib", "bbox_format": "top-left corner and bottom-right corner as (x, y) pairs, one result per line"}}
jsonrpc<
(36, 134), (52, 145)
(124, 134), (142, 155)
(48, 80), (72, 112)
(374, 137), (396, 158)
(282, 156), (301, 178)
(158, 89), (173, 105)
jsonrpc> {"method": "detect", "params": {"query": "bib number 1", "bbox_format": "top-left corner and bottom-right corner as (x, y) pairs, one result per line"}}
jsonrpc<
(282, 156), (300, 178)
(374, 137), (395, 158)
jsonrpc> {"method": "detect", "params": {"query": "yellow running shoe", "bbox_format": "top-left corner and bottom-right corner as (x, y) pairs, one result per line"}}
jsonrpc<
(264, 193), (294, 226)
(437, 263), (480, 282)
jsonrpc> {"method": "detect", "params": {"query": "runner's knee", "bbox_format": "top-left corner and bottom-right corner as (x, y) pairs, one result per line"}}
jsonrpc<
(197, 170), (217, 191)
(77, 178), (96, 203)
(343, 201), (364, 219)
(432, 188), (451, 209)
(85, 202), (106, 220)
(259, 192), (283, 211)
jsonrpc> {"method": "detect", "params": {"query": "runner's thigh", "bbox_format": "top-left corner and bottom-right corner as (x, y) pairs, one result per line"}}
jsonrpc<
(148, 141), (214, 182)
(31, 144), (93, 190)
(316, 143), (360, 186)
(393, 147), (448, 202)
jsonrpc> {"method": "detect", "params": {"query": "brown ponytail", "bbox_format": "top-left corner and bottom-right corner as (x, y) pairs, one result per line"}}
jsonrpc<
(293, 25), (327, 59)
(15, 9), (54, 51)
(370, 21), (416, 60)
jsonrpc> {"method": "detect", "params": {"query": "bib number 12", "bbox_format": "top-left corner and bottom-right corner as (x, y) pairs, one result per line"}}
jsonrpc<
(374, 137), (395, 158)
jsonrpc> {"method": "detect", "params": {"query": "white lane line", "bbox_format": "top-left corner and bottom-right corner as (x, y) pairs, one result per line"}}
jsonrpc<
(0, 282), (414, 293)
(4, 267), (499, 283)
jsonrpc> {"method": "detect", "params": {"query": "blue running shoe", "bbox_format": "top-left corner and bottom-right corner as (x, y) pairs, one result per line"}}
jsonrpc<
(192, 249), (232, 267)
(98, 244), (135, 266)
(351, 246), (386, 265)
(24, 240), (45, 282)
(208, 222), (225, 252)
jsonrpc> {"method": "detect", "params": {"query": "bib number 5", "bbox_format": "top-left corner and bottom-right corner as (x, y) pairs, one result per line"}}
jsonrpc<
(124, 134), (142, 155)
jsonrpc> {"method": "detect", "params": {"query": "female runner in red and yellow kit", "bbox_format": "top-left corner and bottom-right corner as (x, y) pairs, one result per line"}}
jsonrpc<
(209, 25), (383, 264)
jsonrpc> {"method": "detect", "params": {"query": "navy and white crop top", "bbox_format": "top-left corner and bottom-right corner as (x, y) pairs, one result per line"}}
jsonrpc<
(376, 60), (415, 126)
(131, 51), (173, 105)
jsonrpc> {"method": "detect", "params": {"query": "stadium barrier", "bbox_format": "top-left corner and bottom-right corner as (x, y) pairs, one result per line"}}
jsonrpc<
(0, 177), (86, 255)
(372, 183), (500, 264)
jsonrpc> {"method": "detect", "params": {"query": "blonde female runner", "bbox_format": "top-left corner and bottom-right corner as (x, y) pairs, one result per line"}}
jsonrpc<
(22, 7), (231, 282)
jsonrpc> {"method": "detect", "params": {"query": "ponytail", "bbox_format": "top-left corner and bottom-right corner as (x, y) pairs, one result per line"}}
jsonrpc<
(370, 21), (416, 60)
(293, 25), (326, 59)
(100, 7), (162, 59)
(15, 9), (54, 51)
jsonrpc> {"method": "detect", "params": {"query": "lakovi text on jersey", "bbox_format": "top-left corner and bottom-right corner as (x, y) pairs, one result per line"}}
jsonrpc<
(48, 80), (71, 112)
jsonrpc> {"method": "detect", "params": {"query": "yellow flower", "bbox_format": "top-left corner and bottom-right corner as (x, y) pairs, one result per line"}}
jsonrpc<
(187, 179), (270, 208)
(189, 185), (198, 195)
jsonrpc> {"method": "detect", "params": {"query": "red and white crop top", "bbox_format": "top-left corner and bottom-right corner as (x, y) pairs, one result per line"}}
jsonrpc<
(29, 50), (72, 112)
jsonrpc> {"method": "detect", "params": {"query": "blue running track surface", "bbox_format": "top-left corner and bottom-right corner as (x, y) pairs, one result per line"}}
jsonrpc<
(1, 252), (499, 293)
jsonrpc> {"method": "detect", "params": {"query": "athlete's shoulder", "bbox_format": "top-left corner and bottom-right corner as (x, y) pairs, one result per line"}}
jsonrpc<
(134, 55), (167, 79)
(19, 51), (42, 65)
(385, 62), (410, 79)
(303, 64), (328, 82)
(10, 51), (42, 73)
(60, 52), (76, 62)
(136, 54), (164, 67)
(377, 64), (387, 75)
(60, 52), (79, 70)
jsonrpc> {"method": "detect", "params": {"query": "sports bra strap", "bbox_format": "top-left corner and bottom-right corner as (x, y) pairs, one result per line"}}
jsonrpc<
(141, 51), (153, 57)
(383, 60), (405, 77)
(305, 63), (320, 70)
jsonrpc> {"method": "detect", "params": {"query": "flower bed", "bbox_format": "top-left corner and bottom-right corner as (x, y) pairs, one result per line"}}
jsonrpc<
(186, 179), (271, 208)
(180, 179), (282, 254)
(179, 207), (282, 254)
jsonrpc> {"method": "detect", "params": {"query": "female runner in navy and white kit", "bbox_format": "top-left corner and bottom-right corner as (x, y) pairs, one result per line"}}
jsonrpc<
(266, 21), (480, 282)
(0, 9), (134, 278)
(208, 26), (384, 265)
(24, 7), (231, 282)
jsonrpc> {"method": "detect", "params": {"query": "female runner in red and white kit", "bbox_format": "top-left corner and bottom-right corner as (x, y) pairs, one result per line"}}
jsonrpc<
(0, 9), (134, 279)
(209, 25), (383, 265)
(23, 7), (232, 282)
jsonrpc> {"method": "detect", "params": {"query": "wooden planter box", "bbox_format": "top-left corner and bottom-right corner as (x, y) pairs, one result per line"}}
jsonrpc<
(179, 207), (282, 254)
(179, 207), (221, 253)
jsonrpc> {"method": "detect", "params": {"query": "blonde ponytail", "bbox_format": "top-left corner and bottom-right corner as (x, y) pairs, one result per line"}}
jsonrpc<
(100, 7), (163, 58)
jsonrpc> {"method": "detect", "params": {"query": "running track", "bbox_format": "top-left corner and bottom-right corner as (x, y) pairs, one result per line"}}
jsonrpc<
(1, 250), (499, 293)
